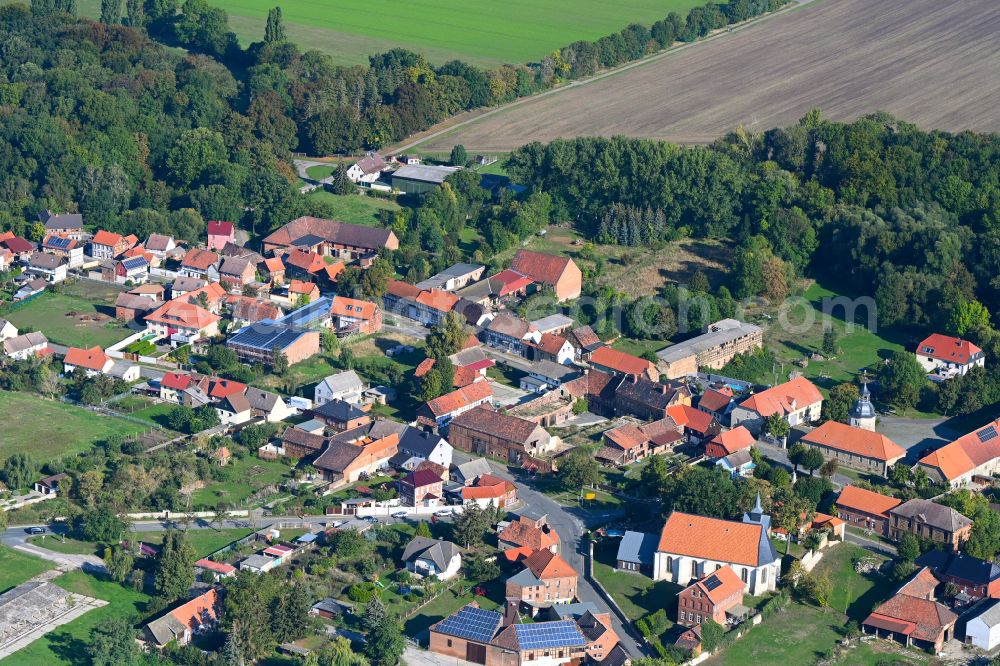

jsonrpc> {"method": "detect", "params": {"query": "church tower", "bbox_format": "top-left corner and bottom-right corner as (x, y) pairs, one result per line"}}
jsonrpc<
(850, 375), (877, 431)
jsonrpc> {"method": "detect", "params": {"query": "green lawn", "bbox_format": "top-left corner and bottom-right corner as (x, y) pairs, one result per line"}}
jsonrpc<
(611, 337), (665, 358)
(756, 282), (911, 393)
(0, 548), (53, 592)
(5, 282), (132, 348)
(173, 0), (705, 67)
(190, 456), (294, 509)
(706, 543), (894, 666)
(402, 583), (500, 637)
(1, 571), (151, 666)
(26, 535), (102, 556)
(138, 527), (254, 558)
(306, 164), (337, 180)
(307, 190), (401, 227)
(0, 391), (147, 462)
(592, 540), (679, 621)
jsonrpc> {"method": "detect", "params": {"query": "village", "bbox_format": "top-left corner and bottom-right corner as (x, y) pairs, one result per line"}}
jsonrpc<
(0, 150), (999, 666)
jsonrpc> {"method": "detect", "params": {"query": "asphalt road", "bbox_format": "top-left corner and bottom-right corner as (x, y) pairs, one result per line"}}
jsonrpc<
(450, 452), (645, 659)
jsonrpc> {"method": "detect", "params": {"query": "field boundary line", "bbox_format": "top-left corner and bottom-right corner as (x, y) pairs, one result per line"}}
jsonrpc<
(392, 0), (822, 154)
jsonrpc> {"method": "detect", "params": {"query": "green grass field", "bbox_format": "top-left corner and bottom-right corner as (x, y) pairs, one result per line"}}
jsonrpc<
(138, 528), (254, 557)
(0, 391), (147, 463)
(190, 456), (294, 509)
(52, 0), (702, 66)
(1, 571), (150, 666)
(5, 282), (132, 348)
(217, 0), (703, 66)
(0, 548), (53, 592)
(306, 190), (401, 227)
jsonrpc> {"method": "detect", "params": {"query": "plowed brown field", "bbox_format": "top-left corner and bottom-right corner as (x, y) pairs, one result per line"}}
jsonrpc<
(414, 0), (1000, 151)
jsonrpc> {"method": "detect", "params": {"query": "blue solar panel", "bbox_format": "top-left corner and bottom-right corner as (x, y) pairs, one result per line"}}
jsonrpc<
(228, 322), (306, 351)
(978, 426), (998, 443)
(122, 256), (147, 270)
(278, 297), (331, 327)
(514, 621), (586, 650)
(435, 606), (502, 643)
(46, 237), (73, 250)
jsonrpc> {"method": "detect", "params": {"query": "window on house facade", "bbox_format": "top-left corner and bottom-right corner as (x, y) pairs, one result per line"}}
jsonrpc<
(741, 568), (748, 583)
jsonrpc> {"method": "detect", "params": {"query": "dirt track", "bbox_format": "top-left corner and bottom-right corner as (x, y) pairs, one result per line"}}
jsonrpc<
(416, 0), (1000, 151)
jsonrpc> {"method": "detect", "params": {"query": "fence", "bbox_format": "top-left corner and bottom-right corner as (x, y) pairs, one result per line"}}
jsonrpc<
(2, 289), (44, 311)
(586, 541), (651, 657)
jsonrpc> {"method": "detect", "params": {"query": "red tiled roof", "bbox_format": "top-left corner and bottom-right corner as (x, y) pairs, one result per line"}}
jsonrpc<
(658, 511), (766, 567)
(209, 379), (247, 399)
(161, 372), (193, 390)
(686, 565), (744, 605)
(64, 346), (109, 371)
(461, 474), (516, 500)
(738, 376), (823, 417)
(403, 468), (442, 487)
(491, 269), (534, 296)
(667, 404), (717, 434)
(92, 230), (123, 247)
(416, 289), (459, 313)
(589, 346), (655, 377)
(535, 333), (568, 356)
(145, 300), (220, 330)
(181, 248), (220, 270)
(864, 568), (956, 643)
(523, 549), (576, 580)
(511, 249), (573, 286)
(802, 421), (905, 462)
(707, 426), (755, 455)
(196, 558), (236, 575)
(284, 249), (327, 273)
(699, 386), (734, 413)
(263, 257), (284, 273)
(330, 295), (377, 320)
(917, 334), (983, 365)
(207, 220), (234, 237)
(836, 485), (902, 518)
(604, 423), (648, 450)
(414, 358), (436, 378)
(499, 516), (559, 550)
(452, 366), (480, 388)
(424, 382), (493, 417)
(918, 418), (1000, 481)
(288, 279), (319, 296)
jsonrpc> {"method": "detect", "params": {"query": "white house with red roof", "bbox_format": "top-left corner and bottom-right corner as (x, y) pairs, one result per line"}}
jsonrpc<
(916, 334), (985, 378)
(206, 221), (235, 251)
(63, 346), (113, 377)
(653, 511), (780, 596)
(730, 376), (823, 435)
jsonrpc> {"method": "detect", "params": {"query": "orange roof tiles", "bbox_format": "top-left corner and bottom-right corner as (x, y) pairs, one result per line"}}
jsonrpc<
(288, 279), (319, 296)
(688, 565), (744, 605)
(499, 516), (560, 551)
(330, 295), (377, 320)
(92, 230), (123, 247)
(604, 423), (649, 450)
(209, 378), (246, 399)
(707, 426), (755, 455)
(181, 248), (219, 270)
(667, 404), (717, 434)
(64, 346), (109, 371)
(414, 358), (436, 378)
(461, 474), (516, 501)
(738, 376), (822, 417)
(865, 567), (956, 643)
(284, 249), (327, 273)
(145, 300), (220, 330)
(424, 382), (493, 417)
(535, 333), (569, 355)
(523, 549), (577, 580)
(452, 366), (480, 388)
(836, 485), (902, 518)
(263, 257), (285, 273)
(917, 418), (1000, 481)
(657, 511), (766, 567)
(416, 289), (459, 313)
(589, 346), (655, 377)
(511, 249), (573, 286)
(802, 421), (905, 462)
(918, 334), (983, 365)
(699, 386), (734, 413)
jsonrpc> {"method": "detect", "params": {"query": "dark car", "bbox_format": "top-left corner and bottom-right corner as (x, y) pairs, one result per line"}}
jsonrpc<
(25, 526), (46, 534)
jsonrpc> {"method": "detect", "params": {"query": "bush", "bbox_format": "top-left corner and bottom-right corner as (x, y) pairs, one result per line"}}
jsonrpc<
(636, 609), (670, 637)
(347, 582), (378, 604)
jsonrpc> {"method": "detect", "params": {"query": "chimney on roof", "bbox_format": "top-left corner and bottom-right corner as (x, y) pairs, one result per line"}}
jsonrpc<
(503, 598), (519, 627)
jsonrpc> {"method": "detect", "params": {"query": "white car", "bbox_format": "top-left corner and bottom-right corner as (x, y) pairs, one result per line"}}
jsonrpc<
(434, 508), (453, 518)
(391, 511), (408, 519)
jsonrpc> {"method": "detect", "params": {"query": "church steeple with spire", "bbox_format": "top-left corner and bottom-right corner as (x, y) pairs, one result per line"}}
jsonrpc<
(850, 373), (877, 431)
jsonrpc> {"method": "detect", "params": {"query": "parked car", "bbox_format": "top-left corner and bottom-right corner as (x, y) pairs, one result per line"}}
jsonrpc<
(391, 511), (408, 519)
(434, 508), (453, 518)
(362, 516), (379, 523)
(25, 526), (46, 534)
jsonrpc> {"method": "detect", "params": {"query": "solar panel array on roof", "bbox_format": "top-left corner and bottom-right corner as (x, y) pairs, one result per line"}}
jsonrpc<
(978, 426), (998, 443)
(291, 234), (325, 247)
(228, 322), (305, 351)
(435, 606), (502, 643)
(46, 237), (73, 250)
(122, 256), (147, 270)
(514, 621), (586, 650)
(703, 574), (723, 591)
(278, 297), (331, 327)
